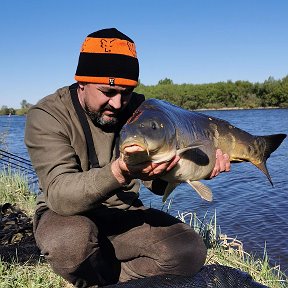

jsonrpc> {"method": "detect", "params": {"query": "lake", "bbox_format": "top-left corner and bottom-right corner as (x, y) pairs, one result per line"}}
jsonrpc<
(0, 109), (287, 273)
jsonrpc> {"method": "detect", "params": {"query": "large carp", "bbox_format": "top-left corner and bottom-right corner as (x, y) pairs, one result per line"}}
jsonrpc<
(119, 99), (286, 202)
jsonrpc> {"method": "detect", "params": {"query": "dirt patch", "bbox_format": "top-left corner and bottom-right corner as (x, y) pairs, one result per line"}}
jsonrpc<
(0, 203), (40, 263)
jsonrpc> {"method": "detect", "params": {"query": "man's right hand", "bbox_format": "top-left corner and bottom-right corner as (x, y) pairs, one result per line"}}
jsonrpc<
(111, 156), (180, 185)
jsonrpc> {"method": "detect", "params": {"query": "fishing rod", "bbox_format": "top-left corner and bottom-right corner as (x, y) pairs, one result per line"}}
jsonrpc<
(0, 149), (39, 191)
(0, 149), (32, 166)
(0, 156), (35, 173)
(0, 149), (36, 174)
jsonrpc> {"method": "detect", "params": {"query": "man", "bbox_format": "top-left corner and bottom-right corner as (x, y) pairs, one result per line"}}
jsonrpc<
(25, 28), (230, 288)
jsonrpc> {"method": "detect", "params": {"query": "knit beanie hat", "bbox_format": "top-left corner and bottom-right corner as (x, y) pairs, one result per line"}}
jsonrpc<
(75, 28), (139, 87)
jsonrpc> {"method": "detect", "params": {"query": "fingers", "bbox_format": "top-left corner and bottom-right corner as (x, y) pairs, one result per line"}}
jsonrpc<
(150, 155), (179, 175)
(224, 154), (231, 171)
(209, 149), (230, 179)
(122, 155), (180, 181)
(166, 155), (180, 172)
(140, 160), (173, 179)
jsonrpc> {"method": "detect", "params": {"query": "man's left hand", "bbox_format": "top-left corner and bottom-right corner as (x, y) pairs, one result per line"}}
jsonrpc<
(209, 149), (231, 178)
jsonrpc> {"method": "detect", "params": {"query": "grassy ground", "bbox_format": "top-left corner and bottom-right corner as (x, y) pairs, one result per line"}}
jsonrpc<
(177, 211), (287, 287)
(0, 170), (287, 288)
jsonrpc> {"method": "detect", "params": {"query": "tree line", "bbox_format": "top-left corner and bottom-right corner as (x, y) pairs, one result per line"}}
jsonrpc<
(135, 75), (288, 110)
(1, 76), (287, 115)
(0, 100), (33, 116)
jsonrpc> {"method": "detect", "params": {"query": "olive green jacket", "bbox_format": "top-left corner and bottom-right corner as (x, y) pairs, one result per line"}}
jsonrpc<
(25, 85), (150, 216)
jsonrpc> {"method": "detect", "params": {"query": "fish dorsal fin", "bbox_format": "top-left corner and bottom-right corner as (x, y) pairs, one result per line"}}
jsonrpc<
(162, 183), (179, 202)
(187, 180), (213, 202)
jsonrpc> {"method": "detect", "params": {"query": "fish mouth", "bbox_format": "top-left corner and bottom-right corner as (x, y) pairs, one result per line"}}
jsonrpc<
(120, 141), (149, 156)
(120, 139), (151, 165)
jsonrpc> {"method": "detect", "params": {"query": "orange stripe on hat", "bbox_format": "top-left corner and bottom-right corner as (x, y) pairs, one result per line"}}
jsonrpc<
(74, 76), (138, 87)
(81, 37), (137, 58)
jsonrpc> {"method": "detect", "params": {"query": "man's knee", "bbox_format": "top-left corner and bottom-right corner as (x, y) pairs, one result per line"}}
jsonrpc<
(176, 228), (207, 275)
(156, 224), (207, 276)
(35, 210), (98, 269)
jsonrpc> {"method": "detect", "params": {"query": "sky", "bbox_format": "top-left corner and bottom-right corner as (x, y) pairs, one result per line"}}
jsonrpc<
(1, 0), (288, 108)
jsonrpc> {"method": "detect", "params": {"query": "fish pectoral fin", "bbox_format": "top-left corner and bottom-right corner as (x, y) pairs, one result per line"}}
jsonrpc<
(162, 183), (179, 202)
(176, 140), (208, 156)
(177, 147), (195, 156)
(187, 180), (213, 202)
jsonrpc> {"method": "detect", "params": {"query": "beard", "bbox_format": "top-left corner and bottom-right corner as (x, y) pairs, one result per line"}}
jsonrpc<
(85, 103), (120, 129)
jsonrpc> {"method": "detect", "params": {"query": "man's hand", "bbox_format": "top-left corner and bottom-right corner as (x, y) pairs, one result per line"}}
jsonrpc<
(209, 149), (230, 178)
(111, 148), (230, 185)
(111, 155), (180, 185)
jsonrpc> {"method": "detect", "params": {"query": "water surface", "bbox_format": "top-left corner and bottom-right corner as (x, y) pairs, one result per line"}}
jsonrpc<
(0, 109), (287, 272)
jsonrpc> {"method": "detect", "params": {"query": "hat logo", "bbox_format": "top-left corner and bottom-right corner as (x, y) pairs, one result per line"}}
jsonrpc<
(109, 78), (115, 86)
(81, 37), (137, 58)
(100, 39), (116, 52)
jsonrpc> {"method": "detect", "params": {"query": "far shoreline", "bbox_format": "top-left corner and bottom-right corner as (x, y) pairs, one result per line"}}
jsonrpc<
(0, 106), (286, 117)
(195, 106), (284, 111)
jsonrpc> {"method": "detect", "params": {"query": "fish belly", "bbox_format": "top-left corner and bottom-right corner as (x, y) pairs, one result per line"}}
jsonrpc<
(162, 145), (216, 183)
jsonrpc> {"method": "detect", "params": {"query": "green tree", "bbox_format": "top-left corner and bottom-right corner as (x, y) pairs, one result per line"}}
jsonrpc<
(135, 76), (287, 109)
(158, 78), (174, 85)
(0, 105), (9, 115)
(0, 106), (15, 115)
(17, 99), (33, 115)
(20, 99), (29, 109)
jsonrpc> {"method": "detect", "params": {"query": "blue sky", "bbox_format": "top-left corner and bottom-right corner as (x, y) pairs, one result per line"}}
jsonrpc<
(1, 0), (287, 108)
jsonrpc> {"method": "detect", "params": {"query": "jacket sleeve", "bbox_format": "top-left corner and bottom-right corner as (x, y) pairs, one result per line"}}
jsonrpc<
(25, 107), (123, 216)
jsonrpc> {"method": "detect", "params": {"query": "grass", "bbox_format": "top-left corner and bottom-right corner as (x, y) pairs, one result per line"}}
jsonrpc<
(177, 210), (288, 287)
(0, 168), (36, 215)
(0, 169), (73, 288)
(0, 260), (70, 288)
(0, 170), (287, 287)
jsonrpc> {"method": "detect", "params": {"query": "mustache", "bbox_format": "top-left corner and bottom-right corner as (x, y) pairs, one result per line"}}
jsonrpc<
(101, 104), (121, 114)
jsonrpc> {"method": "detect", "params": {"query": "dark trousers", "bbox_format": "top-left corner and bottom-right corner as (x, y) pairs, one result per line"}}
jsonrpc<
(34, 206), (207, 288)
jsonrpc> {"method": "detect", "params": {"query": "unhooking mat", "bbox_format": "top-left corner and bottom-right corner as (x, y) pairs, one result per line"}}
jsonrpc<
(107, 264), (268, 288)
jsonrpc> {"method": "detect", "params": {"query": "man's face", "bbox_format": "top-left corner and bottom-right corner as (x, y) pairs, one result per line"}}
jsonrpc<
(78, 83), (134, 128)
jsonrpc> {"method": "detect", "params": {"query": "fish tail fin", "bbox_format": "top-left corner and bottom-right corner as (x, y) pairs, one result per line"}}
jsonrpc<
(253, 161), (273, 186)
(252, 133), (286, 186)
(262, 134), (286, 156)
